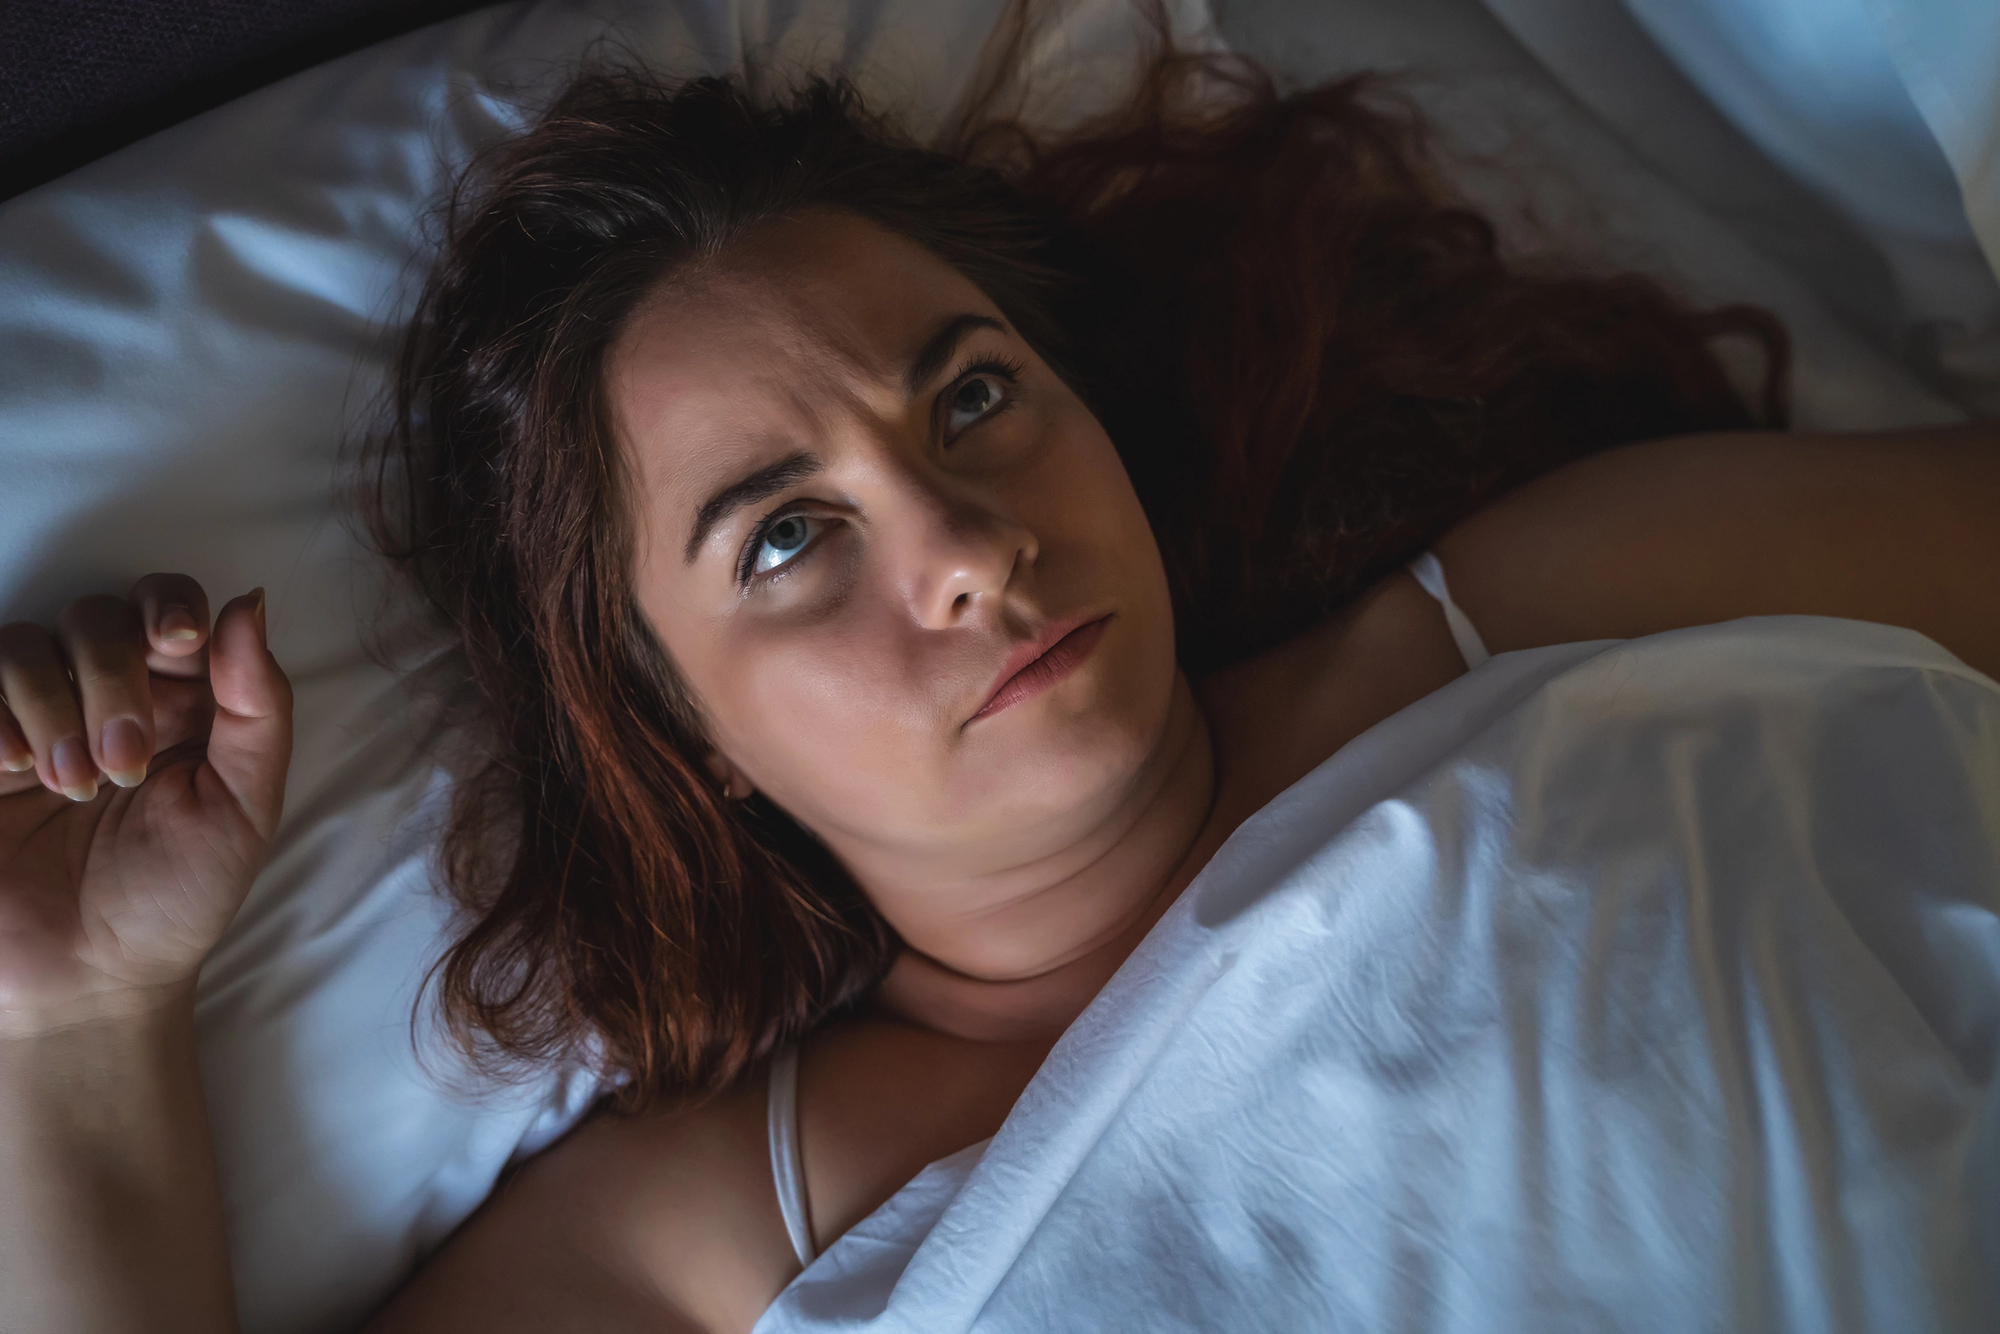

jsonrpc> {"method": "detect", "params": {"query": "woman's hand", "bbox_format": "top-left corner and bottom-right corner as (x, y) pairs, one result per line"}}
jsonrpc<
(0, 575), (291, 1034)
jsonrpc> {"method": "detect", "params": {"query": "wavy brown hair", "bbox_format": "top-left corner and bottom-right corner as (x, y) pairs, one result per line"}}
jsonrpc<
(366, 20), (1786, 1110)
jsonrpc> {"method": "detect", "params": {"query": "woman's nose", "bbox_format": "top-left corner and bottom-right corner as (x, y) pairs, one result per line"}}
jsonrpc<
(898, 483), (1038, 629)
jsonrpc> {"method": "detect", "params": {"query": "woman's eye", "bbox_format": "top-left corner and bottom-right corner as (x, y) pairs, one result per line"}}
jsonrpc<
(945, 374), (1007, 435)
(750, 512), (822, 576)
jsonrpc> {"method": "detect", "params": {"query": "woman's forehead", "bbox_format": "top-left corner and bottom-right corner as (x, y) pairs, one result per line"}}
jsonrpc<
(607, 213), (1010, 536)
(631, 213), (990, 370)
(614, 214), (997, 422)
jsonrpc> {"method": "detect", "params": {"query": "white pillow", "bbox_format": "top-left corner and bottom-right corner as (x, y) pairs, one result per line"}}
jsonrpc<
(0, 0), (1976, 1330)
(1602, 0), (2000, 408)
(1867, 0), (2000, 278)
(1219, 0), (1974, 428)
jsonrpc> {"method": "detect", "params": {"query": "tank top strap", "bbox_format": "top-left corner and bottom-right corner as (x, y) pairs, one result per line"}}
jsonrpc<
(1406, 550), (1492, 670)
(767, 1046), (817, 1269)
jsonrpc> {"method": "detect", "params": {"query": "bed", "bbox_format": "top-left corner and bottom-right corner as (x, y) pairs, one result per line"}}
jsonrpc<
(1, 1), (1995, 1330)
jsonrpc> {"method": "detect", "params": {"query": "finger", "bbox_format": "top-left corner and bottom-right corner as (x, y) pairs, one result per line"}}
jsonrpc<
(0, 695), (34, 775)
(55, 594), (156, 791)
(143, 673), (218, 760)
(0, 620), (97, 802)
(0, 698), (45, 798)
(129, 572), (212, 678)
(203, 589), (291, 839)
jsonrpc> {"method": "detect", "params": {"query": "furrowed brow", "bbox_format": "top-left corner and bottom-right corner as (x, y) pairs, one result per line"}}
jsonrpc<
(679, 315), (1003, 564)
(684, 450), (824, 563)
(904, 313), (1007, 398)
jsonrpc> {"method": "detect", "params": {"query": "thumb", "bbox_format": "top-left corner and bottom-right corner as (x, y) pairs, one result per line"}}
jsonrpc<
(203, 588), (293, 840)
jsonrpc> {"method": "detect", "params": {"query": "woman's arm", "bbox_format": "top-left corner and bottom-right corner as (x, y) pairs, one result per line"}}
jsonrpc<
(0, 992), (237, 1334)
(1436, 424), (2000, 676)
(0, 577), (290, 1333)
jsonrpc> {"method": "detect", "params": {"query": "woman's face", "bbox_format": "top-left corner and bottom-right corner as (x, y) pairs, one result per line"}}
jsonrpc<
(612, 209), (1181, 883)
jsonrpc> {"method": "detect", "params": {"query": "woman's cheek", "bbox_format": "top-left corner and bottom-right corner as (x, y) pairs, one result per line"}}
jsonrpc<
(723, 636), (911, 796)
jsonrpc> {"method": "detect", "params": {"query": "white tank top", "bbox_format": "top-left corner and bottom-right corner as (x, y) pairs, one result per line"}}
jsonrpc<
(762, 551), (1492, 1271)
(767, 1045), (817, 1268)
(1406, 550), (1492, 669)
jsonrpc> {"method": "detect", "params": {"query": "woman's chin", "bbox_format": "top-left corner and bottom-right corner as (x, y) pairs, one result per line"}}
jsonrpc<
(942, 709), (1164, 836)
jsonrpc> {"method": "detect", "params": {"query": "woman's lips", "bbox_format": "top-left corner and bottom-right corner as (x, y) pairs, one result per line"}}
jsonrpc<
(970, 615), (1112, 724)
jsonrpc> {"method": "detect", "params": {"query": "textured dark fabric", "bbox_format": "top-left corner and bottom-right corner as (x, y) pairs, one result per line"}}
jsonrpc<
(0, 0), (501, 201)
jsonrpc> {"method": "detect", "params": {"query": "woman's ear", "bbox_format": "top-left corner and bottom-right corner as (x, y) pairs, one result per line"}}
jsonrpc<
(704, 749), (754, 801)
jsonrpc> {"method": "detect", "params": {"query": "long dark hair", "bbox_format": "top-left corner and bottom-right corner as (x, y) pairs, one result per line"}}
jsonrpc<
(366, 25), (1785, 1111)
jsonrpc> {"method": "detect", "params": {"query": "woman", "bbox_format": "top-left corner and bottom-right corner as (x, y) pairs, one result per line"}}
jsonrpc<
(2, 27), (1996, 1334)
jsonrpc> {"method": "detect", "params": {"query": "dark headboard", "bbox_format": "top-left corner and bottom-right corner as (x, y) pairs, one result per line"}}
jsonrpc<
(0, 0), (502, 202)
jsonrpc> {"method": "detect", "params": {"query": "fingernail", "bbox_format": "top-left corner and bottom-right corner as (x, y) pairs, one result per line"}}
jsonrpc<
(100, 716), (149, 789)
(159, 604), (201, 641)
(52, 735), (99, 802)
(1, 747), (32, 773)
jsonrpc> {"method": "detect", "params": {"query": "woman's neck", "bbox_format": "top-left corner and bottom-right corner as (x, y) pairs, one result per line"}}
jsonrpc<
(871, 674), (1219, 1043)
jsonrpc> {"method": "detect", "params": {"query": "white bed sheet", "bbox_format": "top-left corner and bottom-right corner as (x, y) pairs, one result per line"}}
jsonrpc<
(758, 616), (2000, 1333)
(0, 0), (1994, 1330)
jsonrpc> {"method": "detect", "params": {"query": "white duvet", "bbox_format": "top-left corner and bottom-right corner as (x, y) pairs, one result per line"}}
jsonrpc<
(759, 617), (2000, 1333)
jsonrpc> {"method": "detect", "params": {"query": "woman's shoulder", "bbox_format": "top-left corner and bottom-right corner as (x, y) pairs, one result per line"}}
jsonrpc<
(1432, 425), (2000, 677)
(1207, 420), (2000, 796)
(363, 1017), (1047, 1334)
(1194, 566), (1470, 830)
(789, 1014), (1049, 1250)
(363, 1075), (793, 1334)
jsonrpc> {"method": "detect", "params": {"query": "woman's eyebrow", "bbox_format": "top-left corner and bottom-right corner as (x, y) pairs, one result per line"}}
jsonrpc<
(685, 449), (824, 562)
(681, 315), (1003, 564)
(905, 313), (1007, 396)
